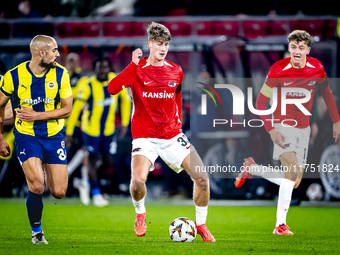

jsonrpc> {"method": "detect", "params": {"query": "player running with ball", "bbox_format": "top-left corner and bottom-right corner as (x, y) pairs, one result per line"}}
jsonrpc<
(235, 30), (340, 235)
(108, 22), (215, 242)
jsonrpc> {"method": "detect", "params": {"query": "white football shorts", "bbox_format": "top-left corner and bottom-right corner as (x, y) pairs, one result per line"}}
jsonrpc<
(273, 123), (310, 167)
(131, 133), (194, 173)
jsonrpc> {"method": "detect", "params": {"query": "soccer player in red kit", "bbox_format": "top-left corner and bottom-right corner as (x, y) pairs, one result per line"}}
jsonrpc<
(235, 30), (340, 235)
(108, 22), (215, 242)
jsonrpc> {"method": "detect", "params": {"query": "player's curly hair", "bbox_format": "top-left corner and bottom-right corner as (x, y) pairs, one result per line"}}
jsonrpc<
(288, 30), (311, 47)
(147, 22), (171, 42)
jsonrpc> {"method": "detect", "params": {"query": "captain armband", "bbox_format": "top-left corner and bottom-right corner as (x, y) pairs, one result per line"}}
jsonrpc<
(259, 83), (273, 98)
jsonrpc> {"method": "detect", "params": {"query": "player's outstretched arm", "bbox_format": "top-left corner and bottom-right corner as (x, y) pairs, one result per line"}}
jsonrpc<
(319, 83), (340, 143)
(175, 84), (182, 122)
(16, 95), (73, 122)
(108, 48), (142, 95)
(0, 92), (10, 157)
(256, 84), (274, 133)
(256, 84), (286, 149)
(118, 89), (131, 139)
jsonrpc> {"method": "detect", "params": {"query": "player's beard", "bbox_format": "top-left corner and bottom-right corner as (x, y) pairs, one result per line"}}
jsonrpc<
(40, 58), (56, 69)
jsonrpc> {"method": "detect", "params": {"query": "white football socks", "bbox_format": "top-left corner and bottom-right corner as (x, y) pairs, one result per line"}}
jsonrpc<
(67, 149), (86, 175)
(276, 178), (295, 227)
(132, 196), (146, 214)
(81, 166), (89, 184)
(250, 164), (284, 186)
(195, 205), (208, 226)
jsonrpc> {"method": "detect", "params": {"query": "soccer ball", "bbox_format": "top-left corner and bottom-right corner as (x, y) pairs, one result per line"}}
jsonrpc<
(306, 183), (323, 201)
(169, 217), (197, 242)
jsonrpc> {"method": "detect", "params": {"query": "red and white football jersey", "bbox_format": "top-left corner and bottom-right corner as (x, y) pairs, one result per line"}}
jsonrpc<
(109, 57), (183, 139)
(265, 57), (326, 128)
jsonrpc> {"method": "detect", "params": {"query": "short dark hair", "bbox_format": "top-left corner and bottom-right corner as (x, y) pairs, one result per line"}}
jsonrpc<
(92, 57), (113, 71)
(147, 22), (171, 42)
(288, 30), (312, 47)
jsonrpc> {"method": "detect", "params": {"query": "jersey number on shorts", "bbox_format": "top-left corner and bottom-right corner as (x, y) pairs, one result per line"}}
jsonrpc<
(57, 148), (66, 161)
(177, 135), (190, 147)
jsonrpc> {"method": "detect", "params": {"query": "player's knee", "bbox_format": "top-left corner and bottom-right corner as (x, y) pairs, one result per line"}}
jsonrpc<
(30, 181), (45, 194)
(280, 152), (298, 167)
(131, 177), (146, 190)
(294, 179), (301, 189)
(285, 177), (301, 188)
(51, 188), (66, 199)
(194, 177), (209, 191)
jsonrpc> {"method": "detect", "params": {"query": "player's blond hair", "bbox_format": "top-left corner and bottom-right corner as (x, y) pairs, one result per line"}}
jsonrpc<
(288, 30), (311, 47)
(147, 22), (171, 42)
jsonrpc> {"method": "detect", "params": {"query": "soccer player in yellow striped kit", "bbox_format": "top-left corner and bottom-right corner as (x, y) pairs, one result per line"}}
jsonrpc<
(0, 35), (73, 244)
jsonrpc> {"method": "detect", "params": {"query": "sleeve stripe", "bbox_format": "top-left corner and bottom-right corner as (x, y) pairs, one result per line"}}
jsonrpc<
(260, 83), (273, 98)
(318, 78), (329, 90)
(0, 87), (11, 97)
(175, 84), (182, 94)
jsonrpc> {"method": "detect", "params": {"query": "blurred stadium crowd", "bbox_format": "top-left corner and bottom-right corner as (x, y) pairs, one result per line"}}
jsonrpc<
(1, 0), (340, 18)
(0, 0), (339, 203)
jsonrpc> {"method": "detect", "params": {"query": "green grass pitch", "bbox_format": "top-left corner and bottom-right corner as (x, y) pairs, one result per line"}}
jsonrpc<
(0, 198), (339, 254)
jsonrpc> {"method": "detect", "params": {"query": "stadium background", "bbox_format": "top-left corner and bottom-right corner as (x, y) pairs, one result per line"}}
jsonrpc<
(0, 0), (340, 203)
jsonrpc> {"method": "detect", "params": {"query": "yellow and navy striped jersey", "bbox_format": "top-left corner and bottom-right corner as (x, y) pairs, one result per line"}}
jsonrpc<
(64, 69), (87, 127)
(66, 72), (131, 137)
(1, 61), (72, 137)
(69, 67), (88, 101)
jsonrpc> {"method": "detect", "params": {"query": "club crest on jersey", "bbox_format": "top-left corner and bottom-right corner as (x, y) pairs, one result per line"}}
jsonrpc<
(308, 80), (316, 86)
(168, 81), (176, 87)
(61, 141), (65, 148)
(48, 81), (56, 89)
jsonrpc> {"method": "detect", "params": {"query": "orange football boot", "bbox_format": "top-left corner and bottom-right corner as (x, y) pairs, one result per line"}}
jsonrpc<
(235, 157), (255, 188)
(134, 212), (147, 237)
(273, 224), (294, 235)
(195, 222), (216, 242)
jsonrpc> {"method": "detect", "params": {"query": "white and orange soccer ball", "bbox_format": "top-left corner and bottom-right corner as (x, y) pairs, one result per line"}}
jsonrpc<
(306, 183), (323, 201)
(169, 217), (197, 242)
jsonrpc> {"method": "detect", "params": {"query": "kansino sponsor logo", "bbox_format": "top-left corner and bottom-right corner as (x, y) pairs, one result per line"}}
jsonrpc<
(142, 91), (175, 99)
(24, 97), (52, 106)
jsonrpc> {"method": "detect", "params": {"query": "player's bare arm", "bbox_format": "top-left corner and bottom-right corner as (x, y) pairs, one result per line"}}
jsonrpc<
(16, 95), (73, 122)
(255, 84), (287, 149)
(319, 81), (340, 143)
(0, 92), (10, 157)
